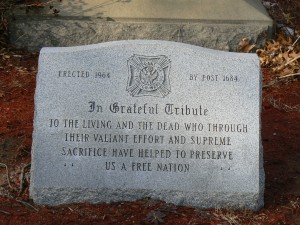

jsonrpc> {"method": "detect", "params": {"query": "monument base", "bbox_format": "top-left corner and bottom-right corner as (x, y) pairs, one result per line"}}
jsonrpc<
(10, 17), (272, 52)
(9, 0), (273, 51)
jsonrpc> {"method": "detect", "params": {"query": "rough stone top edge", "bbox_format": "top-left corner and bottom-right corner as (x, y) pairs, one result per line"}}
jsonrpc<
(40, 40), (259, 60)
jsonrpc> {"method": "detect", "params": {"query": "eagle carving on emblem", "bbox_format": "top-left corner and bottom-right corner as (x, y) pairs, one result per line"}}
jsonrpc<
(126, 55), (171, 97)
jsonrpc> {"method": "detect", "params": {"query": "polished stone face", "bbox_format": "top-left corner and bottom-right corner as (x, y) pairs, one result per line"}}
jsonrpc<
(30, 40), (264, 210)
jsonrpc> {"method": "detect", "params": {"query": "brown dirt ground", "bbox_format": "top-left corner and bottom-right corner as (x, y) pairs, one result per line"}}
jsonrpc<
(0, 50), (300, 225)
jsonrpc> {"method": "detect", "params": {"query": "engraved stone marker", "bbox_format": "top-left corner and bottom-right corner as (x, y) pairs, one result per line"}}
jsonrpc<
(30, 40), (264, 210)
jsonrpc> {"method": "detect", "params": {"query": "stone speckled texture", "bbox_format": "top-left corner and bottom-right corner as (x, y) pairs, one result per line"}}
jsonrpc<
(30, 40), (264, 210)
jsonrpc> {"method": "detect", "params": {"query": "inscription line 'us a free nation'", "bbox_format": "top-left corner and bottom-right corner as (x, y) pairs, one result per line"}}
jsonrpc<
(31, 40), (263, 210)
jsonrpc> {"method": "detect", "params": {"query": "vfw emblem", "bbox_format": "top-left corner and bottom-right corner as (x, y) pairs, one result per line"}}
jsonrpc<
(127, 54), (171, 97)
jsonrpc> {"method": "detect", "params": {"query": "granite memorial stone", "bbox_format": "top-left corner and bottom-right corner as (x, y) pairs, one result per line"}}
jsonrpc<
(30, 40), (264, 210)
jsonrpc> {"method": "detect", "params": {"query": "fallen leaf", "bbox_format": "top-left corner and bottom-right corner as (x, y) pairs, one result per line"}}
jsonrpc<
(238, 38), (256, 53)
